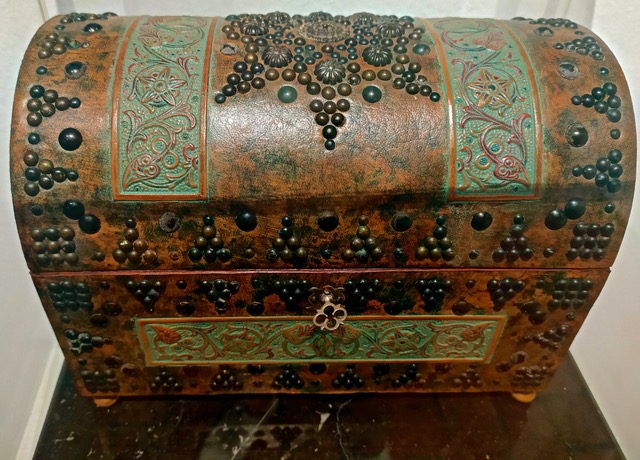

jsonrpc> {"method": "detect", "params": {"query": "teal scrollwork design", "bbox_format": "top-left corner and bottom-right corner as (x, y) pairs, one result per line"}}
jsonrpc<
(435, 18), (539, 200)
(138, 315), (505, 365)
(114, 16), (213, 199)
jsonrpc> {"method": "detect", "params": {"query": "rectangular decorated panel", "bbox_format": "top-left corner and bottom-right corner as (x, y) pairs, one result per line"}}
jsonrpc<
(111, 16), (214, 200)
(428, 19), (542, 200)
(137, 315), (506, 365)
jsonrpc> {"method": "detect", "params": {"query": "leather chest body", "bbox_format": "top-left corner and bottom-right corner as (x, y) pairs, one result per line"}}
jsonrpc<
(10, 12), (635, 397)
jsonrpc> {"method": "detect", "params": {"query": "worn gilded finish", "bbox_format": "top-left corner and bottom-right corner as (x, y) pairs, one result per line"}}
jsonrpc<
(10, 12), (635, 399)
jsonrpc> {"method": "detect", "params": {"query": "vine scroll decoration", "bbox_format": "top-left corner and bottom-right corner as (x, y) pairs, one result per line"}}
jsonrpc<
(112, 16), (213, 200)
(137, 315), (505, 365)
(433, 19), (541, 200)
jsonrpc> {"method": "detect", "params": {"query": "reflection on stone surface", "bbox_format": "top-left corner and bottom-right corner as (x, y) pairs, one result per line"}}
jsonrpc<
(35, 355), (622, 459)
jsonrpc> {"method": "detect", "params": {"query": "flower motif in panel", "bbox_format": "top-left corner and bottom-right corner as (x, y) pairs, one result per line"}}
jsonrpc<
(435, 18), (540, 199)
(113, 16), (212, 199)
(138, 316), (504, 364)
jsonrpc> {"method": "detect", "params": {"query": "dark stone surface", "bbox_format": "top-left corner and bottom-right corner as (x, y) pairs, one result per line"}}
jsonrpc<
(34, 355), (624, 460)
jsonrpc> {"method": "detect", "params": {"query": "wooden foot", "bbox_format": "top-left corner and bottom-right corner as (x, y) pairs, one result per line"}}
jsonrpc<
(93, 397), (119, 407)
(510, 391), (537, 403)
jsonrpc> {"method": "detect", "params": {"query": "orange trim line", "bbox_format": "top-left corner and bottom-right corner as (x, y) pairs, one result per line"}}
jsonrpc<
(198, 18), (217, 200)
(422, 19), (457, 202)
(501, 20), (544, 199)
(29, 266), (612, 279)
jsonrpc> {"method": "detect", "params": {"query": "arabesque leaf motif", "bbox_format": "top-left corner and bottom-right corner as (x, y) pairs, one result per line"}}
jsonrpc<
(139, 317), (503, 364)
(436, 18), (539, 199)
(114, 16), (210, 198)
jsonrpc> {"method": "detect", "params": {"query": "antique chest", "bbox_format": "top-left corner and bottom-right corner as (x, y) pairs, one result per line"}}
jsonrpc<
(10, 12), (635, 403)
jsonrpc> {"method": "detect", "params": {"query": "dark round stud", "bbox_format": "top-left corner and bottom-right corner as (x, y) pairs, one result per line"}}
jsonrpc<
(58, 128), (83, 151)
(83, 23), (103, 33)
(277, 85), (297, 103)
(567, 124), (588, 147)
(471, 212), (492, 231)
(323, 125), (337, 140)
(606, 109), (621, 123)
(176, 301), (195, 317)
(29, 85), (45, 98)
(235, 210), (257, 232)
(317, 211), (339, 232)
(362, 85), (382, 103)
(391, 212), (412, 232)
(564, 199), (586, 220)
(62, 199), (85, 220)
(78, 214), (101, 234)
(64, 61), (87, 79)
(610, 129), (621, 139)
(545, 209), (567, 230)
(28, 133), (40, 145)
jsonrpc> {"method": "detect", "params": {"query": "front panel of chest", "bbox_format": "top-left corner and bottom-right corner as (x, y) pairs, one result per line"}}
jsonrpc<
(33, 268), (606, 395)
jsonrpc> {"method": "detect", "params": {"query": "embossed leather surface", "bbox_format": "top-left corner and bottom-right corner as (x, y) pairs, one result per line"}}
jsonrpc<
(9, 12), (636, 397)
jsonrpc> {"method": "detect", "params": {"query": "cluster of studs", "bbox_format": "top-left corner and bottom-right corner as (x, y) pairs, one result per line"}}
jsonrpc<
(269, 278), (313, 312)
(273, 365), (304, 390)
(495, 351), (527, 373)
(342, 278), (383, 313)
(572, 149), (623, 194)
(188, 216), (232, 264)
(512, 17), (578, 29)
(518, 301), (546, 325)
(544, 198), (587, 231)
(64, 329), (106, 355)
(47, 281), (93, 312)
(342, 216), (383, 263)
(415, 215), (454, 262)
(210, 368), (243, 391)
(414, 277), (452, 313)
(59, 12), (115, 25)
(383, 279), (417, 315)
(492, 215), (533, 262)
(554, 35), (605, 61)
(511, 365), (549, 389)
(373, 363), (390, 384)
(81, 369), (119, 393)
(196, 279), (240, 313)
(571, 82), (621, 123)
(451, 365), (482, 389)
(546, 278), (593, 310)
(62, 199), (101, 235)
(332, 365), (365, 389)
(113, 219), (157, 266)
(391, 363), (420, 388)
(566, 222), (614, 261)
(266, 216), (308, 264)
(26, 85), (80, 127)
(215, 13), (439, 149)
(309, 97), (350, 149)
(531, 324), (571, 350)
(487, 278), (526, 310)
(125, 279), (164, 312)
(150, 367), (183, 392)
(23, 150), (78, 197)
(31, 227), (78, 267)
(36, 31), (82, 59)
